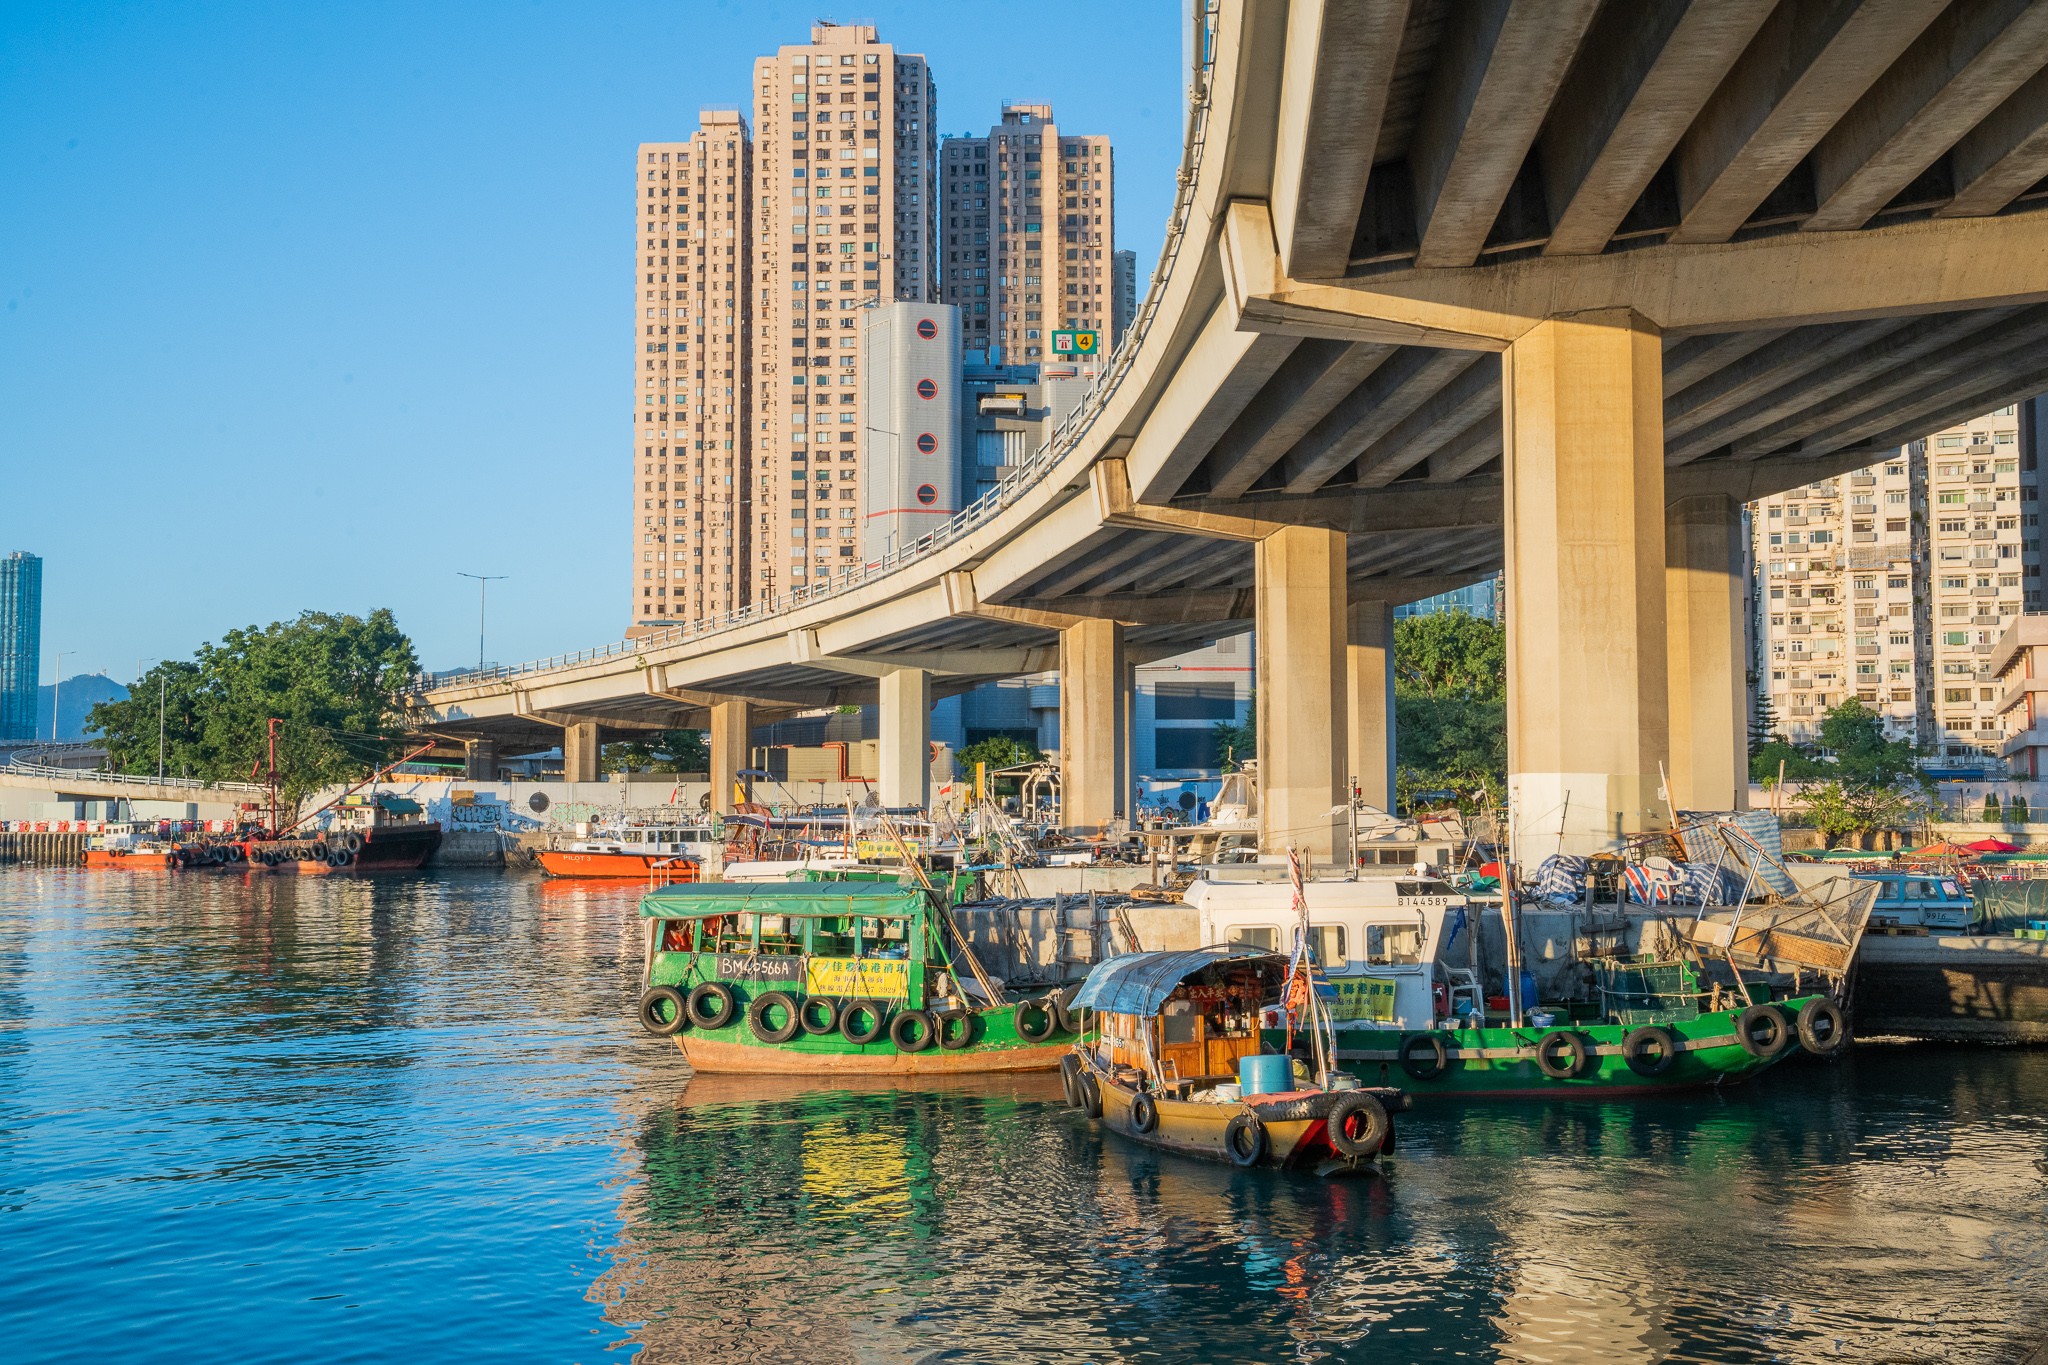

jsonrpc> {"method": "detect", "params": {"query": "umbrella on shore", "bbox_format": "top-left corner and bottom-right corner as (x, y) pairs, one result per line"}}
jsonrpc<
(1966, 837), (2021, 854)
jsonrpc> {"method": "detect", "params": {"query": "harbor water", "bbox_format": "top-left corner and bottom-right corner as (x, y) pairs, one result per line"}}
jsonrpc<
(5, 869), (2048, 1363)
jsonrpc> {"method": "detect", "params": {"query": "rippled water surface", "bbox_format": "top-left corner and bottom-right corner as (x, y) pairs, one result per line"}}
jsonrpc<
(4, 868), (2048, 1363)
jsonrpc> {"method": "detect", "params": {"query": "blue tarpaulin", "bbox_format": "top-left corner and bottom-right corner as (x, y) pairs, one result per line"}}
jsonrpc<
(1068, 946), (1279, 1017)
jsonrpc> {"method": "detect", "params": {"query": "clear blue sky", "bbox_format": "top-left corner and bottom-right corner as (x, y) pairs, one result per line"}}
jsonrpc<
(1, 1), (1185, 682)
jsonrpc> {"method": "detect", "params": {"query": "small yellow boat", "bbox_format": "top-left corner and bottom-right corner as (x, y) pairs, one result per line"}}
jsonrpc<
(1062, 947), (1408, 1175)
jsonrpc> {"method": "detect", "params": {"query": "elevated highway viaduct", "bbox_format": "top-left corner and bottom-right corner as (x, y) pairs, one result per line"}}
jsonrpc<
(412, 0), (2048, 858)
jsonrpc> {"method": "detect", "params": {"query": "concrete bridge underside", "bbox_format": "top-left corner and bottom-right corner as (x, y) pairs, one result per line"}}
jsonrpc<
(414, 0), (2048, 856)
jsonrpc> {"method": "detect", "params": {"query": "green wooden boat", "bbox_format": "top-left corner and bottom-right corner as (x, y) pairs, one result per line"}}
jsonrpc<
(634, 881), (1080, 1075)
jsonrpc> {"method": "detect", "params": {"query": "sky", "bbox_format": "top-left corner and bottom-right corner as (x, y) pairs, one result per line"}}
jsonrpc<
(1, 0), (1186, 683)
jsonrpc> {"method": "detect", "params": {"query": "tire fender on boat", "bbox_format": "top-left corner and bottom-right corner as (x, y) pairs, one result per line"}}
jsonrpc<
(889, 1008), (937, 1053)
(1622, 1025), (1678, 1077)
(1736, 1003), (1790, 1059)
(686, 982), (738, 1030)
(1078, 1069), (1102, 1119)
(343, 832), (364, 854)
(747, 991), (802, 1044)
(1049, 986), (1083, 1035)
(1400, 1032), (1450, 1081)
(935, 1011), (975, 1050)
(1059, 1054), (1084, 1108)
(839, 998), (888, 1045)
(1130, 1091), (1160, 1134)
(798, 996), (840, 1036)
(310, 841), (329, 861)
(638, 986), (688, 1036)
(1796, 998), (1849, 1056)
(1015, 998), (1057, 1042)
(1223, 1112), (1267, 1167)
(1325, 1092), (1390, 1158)
(1535, 1030), (1591, 1079)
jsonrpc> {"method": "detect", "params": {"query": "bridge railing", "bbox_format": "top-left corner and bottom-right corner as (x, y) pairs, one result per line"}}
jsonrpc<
(416, 0), (1224, 698)
(3, 757), (269, 796)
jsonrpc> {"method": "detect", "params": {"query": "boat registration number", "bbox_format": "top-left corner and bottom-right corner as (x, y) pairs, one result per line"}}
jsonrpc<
(806, 956), (910, 999)
(716, 954), (803, 983)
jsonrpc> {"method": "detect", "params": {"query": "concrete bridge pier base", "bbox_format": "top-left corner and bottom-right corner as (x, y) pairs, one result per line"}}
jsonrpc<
(1505, 310), (1671, 858)
(710, 699), (751, 813)
(1666, 493), (1750, 813)
(1256, 524), (1348, 861)
(561, 722), (601, 785)
(878, 668), (931, 809)
(1059, 619), (1129, 836)
(463, 739), (498, 781)
(1347, 598), (1396, 815)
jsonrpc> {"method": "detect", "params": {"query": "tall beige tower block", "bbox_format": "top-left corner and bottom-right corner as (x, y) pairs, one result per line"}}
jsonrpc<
(1059, 619), (1129, 835)
(1666, 494), (1749, 812)
(1256, 525), (1349, 861)
(1504, 311), (1670, 856)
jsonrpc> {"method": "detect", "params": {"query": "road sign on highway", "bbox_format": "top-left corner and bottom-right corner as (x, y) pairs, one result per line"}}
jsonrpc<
(1051, 329), (1100, 356)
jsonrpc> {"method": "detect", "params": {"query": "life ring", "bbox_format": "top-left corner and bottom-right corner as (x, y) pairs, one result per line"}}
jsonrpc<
(798, 996), (840, 1036)
(1622, 1025), (1678, 1077)
(839, 998), (887, 1045)
(1130, 1091), (1160, 1134)
(935, 1010), (975, 1050)
(1014, 999), (1057, 1042)
(1736, 1004), (1789, 1059)
(1400, 1032), (1450, 1081)
(342, 832), (364, 854)
(1325, 1091), (1391, 1158)
(1223, 1112), (1267, 1167)
(1059, 1054), (1084, 1107)
(686, 982), (737, 1029)
(747, 991), (802, 1044)
(1077, 1069), (1102, 1119)
(889, 1008), (937, 1053)
(1796, 998), (1849, 1056)
(1535, 1030), (1590, 1079)
(637, 986), (688, 1036)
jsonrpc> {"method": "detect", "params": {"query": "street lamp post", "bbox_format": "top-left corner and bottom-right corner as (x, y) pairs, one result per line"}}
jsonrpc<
(457, 573), (507, 673)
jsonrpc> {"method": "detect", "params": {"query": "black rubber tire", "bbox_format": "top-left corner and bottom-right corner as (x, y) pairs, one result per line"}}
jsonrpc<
(686, 982), (738, 1030)
(747, 991), (802, 1044)
(1223, 1112), (1267, 1167)
(343, 832), (364, 854)
(1078, 1069), (1102, 1119)
(1326, 1091), (1391, 1158)
(798, 996), (840, 1036)
(1400, 1032), (1449, 1081)
(1130, 1091), (1159, 1134)
(936, 1011), (975, 1050)
(326, 852), (344, 868)
(1736, 1003), (1790, 1059)
(1622, 1025), (1678, 1077)
(1015, 999), (1057, 1042)
(1535, 1030), (1590, 1079)
(1049, 986), (1081, 1035)
(226, 844), (245, 862)
(638, 986), (688, 1036)
(337, 849), (354, 866)
(310, 841), (329, 860)
(1059, 1054), (1084, 1108)
(890, 1008), (937, 1053)
(1796, 998), (1849, 1056)
(839, 998), (887, 1045)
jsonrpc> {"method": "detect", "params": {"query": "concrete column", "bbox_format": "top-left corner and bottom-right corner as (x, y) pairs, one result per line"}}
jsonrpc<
(1667, 493), (1750, 812)
(1504, 309), (1670, 856)
(463, 739), (498, 781)
(1255, 524), (1349, 860)
(1059, 619), (1129, 835)
(561, 721), (601, 785)
(877, 667), (932, 809)
(709, 699), (751, 813)
(1347, 598), (1396, 813)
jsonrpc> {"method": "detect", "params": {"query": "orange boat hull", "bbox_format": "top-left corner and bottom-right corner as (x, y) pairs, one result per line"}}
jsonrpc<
(537, 850), (701, 880)
(83, 850), (177, 869)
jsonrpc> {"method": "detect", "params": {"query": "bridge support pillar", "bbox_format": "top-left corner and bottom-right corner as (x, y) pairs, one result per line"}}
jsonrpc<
(561, 722), (601, 785)
(710, 700), (751, 813)
(463, 739), (498, 782)
(1667, 493), (1749, 813)
(1060, 619), (1129, 836)
(878, 668), (931, 809)
(1505, 309), (1670, 856)
(1347, 598), (1395, 815)
(1256, 524), (1348, 861)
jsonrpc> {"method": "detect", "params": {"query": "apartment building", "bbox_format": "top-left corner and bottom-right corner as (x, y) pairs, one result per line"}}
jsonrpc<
(939, 103), (1114, 363)
(750, 22), (937, 594)
(1111, 248), (1137, 347)
(630, 112), (753, 629)
(0, 551), (40, 742)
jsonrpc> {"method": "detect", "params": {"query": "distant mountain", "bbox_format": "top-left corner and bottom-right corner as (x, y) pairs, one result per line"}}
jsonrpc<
(34, 674), (128, 743)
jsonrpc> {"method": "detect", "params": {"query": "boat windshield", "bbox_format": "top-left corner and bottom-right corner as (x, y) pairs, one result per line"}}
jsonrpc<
(657, 908), (918, 958)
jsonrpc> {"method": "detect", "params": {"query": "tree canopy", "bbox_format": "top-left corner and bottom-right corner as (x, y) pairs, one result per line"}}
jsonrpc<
(88, 609), (419, 800)
(1749, 697), (1926, 788)
(1392, 611), (1506, 811)
(603, 729), (710, 775)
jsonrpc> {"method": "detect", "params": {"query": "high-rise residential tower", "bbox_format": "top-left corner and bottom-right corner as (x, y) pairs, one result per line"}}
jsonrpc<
(750, 22), (937, 594)
(939, 104), (1114, 364)
(631, 111), (754, 629)
(1111, 248), (1137, 347)
(0, 551), (42, 742)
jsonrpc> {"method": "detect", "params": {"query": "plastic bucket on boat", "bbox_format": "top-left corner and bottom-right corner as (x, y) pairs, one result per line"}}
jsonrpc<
(1240, 1053), (1292, 1097)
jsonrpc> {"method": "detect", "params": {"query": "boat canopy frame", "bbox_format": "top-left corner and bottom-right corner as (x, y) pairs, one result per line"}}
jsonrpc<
(1069, 946), (1283, 1019)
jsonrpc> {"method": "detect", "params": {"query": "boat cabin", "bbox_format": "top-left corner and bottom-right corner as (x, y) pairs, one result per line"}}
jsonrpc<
(1184, 874), (1477, 1030)
(1850, 871), (1976, 932)
(1072, 948), (1289, 1090)
(334, 794), (432, 831)
(639, 882), (955, 1012)
(570, 823), (720, 857)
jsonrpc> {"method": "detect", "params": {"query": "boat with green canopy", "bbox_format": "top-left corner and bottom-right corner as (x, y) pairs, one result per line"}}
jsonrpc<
(633, 880), (1082, 1074)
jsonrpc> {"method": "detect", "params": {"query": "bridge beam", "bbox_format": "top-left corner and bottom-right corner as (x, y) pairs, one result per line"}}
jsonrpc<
(710, 700), (751, 815)
(1667, 494), (1749, 813)
(1346, 597), (1395, 815)
(1256, 524), (1349, 861)
(561, 722), (601, 785)
(877, 668), (931, 810)
(1059, 619), (1130, 836)
(1505, 309), (1670, 856)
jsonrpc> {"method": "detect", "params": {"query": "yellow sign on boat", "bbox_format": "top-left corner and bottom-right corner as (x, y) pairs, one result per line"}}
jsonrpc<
(1330, 977), (1397, 1023)
(806, 956), (910, 1000)
(854, 837), (926, 861)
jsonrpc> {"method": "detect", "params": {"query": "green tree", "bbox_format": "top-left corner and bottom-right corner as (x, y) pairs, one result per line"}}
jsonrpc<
(1393, 611), (1505, 700)
(1750, 737), (1826, 785)
(87, 609), (418, 800)
(1213, 713), (1255, 770)
(956, 735), (1044, 795)
(1749, 689), (1782, 758)
(1816, 698), (1926, 788)
(602, 729), (710, 775)
(1389, 610), (1506, 810)
(1799, 779), (1932, 847)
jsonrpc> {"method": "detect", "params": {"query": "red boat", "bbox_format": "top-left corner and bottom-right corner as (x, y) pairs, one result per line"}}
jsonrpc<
(537, 819), (718, 880)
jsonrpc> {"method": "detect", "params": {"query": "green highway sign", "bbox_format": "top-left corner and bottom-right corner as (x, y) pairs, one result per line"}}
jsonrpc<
(1051, 329), (1100, 356)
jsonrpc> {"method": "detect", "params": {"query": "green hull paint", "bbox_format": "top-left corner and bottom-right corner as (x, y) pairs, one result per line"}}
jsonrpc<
(1272, 997), (1824, 1098)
